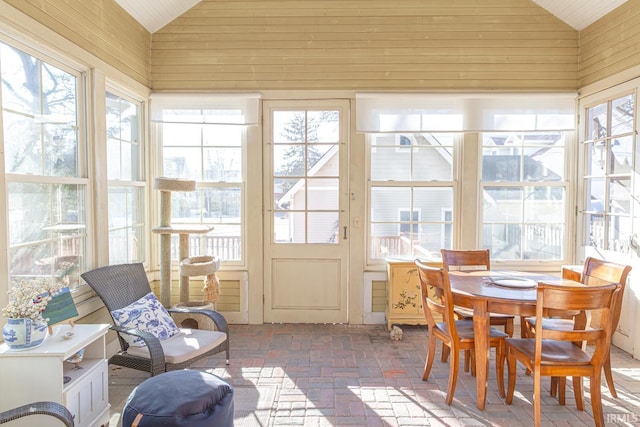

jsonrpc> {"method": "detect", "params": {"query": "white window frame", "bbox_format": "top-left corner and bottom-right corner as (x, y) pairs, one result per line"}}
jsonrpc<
(105, 86), (148, 265)
(366, 132), (458, 265)
(479, 131), (572, 264)
(577, 83), (638, 262)
(0, 36), (91, 294)
(151, 93), (260, 268)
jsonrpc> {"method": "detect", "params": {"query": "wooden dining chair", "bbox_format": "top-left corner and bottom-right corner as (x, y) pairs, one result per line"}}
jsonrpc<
(505, 281), (621, 427)
(441, 249), (515, 337)
(415, 259), (507, 405)
(525, 257), (632, 399)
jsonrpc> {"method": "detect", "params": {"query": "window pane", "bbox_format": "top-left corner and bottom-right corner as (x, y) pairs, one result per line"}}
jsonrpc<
(583, 94), (635, 254)
(611, 136), (633, 174)
(8, 182), (86, 285)
(371, 146), (411, 181)
(108, 186), (144, 264)
(608, 215), (631, 253)
(370, 133), (454, 182)
(611, 95), (634, 135)
(585, 213), (604, 249)
(371, 187), (410, 222)
(585, 141), (606, 177)
(203, 125), (242, 146)
(483, 187), (523, 223)
(609, 177), (631, 215)
(162, 122), (202, 146)
(2, 45), (79, 177)
(308, 144), (337, 176)
(107, 92), (141, 181)
(308, 212), (339, 243)
(274, 145), (304, 177)
(585, 177), (604, 211)
(523, 223), (563, 259)
(481, 131), (568, 262)
(483, 223), (522, 260)
(107, 91), (144, 264)
(203, 147), (241, 182)
(523, 187), (565, 223)
(587, 102), (607, 141)
(3, 112), (41, 174)
(414, 187), (453, 253)
(413, 146), (453, 181)
(273, 111), (305, 143)
(161, 109), (246, 262)
(3, 43), (86, 288)
(483, 132), (565, 182)
(307, 178), (338, 210)
(307, 111), (339, 143)
(163, 146), (202, 180)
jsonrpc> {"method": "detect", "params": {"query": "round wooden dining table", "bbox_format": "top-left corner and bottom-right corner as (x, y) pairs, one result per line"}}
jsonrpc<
(447, 270), (584, 410)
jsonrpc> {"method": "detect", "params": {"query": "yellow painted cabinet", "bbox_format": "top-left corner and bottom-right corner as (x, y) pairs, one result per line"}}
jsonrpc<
(386, 260), (441, 330)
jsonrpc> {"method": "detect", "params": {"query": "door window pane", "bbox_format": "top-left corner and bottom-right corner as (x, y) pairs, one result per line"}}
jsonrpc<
(271, 110), (340, 245)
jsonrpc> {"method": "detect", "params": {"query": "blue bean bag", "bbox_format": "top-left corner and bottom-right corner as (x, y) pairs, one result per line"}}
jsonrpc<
(122, 370), (234, 427)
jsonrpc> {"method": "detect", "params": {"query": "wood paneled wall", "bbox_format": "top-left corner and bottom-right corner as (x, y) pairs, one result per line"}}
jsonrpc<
(151, 0), (579, 91)
(579, 0), (640, 87)
(3, 0), (151, 87)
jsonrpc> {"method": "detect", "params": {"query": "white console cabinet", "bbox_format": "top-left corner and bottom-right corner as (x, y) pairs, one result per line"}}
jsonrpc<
(0, 323), (110, 427)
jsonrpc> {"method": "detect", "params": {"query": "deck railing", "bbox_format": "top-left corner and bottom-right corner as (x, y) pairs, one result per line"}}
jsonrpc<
(170, 235), (242, 261)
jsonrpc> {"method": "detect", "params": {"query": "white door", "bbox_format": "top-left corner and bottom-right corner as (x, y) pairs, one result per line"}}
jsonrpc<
(578, 83), (640, 356)
(263, 100), (349, 323)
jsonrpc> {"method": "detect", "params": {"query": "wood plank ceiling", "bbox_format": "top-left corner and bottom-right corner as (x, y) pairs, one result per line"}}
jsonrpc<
(115, 0), (628, 34)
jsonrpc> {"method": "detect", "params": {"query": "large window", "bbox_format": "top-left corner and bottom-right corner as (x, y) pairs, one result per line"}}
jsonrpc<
(152, 94), (259, 264)
(1, 41), (86, 288)
(359, 92), (575, 264)
(106, 90), (145, 264)
(161, 118), (243, 262)
(368, 133), (455, 261)
(481, 132), (567, 260)
(582, 94), (634, 253)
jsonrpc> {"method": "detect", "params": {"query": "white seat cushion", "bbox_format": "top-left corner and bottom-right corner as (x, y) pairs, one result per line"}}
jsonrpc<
(126, 328), (227, 365)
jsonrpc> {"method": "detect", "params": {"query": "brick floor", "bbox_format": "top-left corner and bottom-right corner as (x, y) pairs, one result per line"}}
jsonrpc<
(108, 324), (640, 426)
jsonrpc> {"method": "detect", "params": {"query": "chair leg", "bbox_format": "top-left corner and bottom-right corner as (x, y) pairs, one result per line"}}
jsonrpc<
(557, 377), (566, 406)
(519, 316), (534, 338)
(533, 370), (542, 427)
(423, 335), (438, 381)
(470, 350), (476, 376)
(505, 318), (514, 338)
(441, 343), (450, 363)
(604, 352), (617, 398)
(505, 347), (516, 405)
(496, 341), (505, 398)
(445, 349), (459, 405)
(464, 349), (471, 373)
(590, 374), (605, 427)
(573, 376), (584, 411)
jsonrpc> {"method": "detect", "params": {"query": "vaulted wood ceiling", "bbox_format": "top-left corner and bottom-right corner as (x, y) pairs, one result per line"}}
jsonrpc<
(114, 0), (628, 34)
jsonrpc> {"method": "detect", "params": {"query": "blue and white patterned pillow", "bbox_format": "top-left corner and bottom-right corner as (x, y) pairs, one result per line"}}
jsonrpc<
(110, 292), (180, 347)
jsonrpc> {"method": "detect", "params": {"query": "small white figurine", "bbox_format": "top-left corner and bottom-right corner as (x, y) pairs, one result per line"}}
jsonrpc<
(390, 325), (403, 341)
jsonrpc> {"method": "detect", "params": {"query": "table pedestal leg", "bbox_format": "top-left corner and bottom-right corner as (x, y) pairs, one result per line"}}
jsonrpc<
(473, 299), (490, 410)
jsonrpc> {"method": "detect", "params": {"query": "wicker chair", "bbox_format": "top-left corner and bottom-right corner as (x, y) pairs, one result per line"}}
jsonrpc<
(0, 401), (74, 426)
(81, 263), (230, 377)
